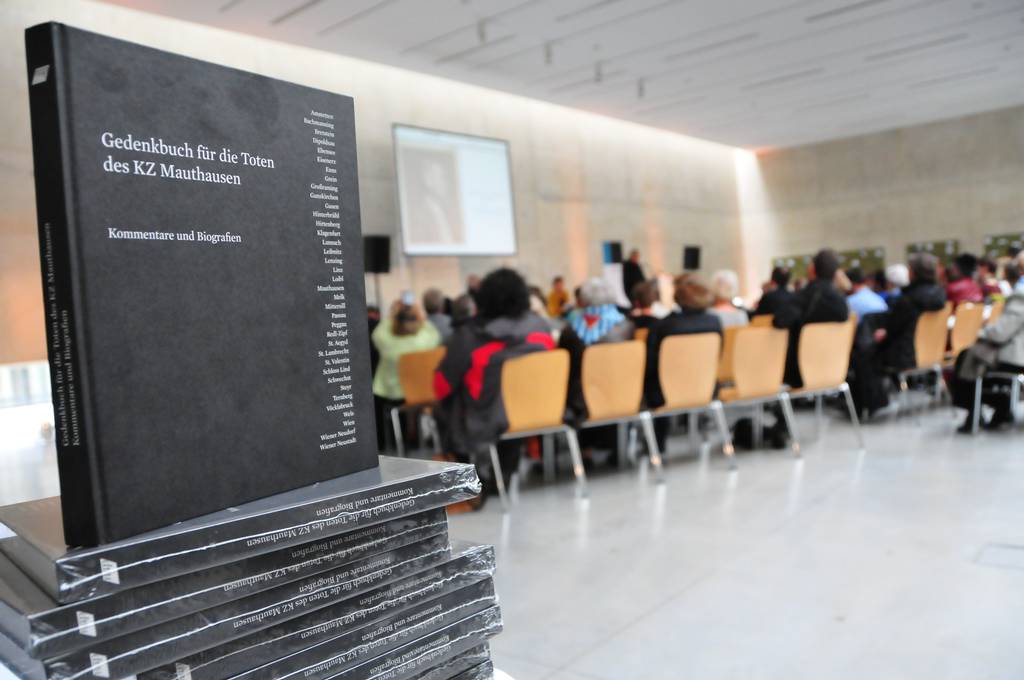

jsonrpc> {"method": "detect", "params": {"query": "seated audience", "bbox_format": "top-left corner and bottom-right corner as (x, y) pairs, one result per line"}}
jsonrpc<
(528, 285), (551, 319)
(709, 269), (749, 328)
(565, 278), (634, 345)
(880, 263), (909, 303)
(753, 266), (794, 317)
(644, 275), (722, 448)
(945, 253), (983, 305)
(978, 257), (1009, 299)
(450, 293), (477, 327)
(630, 279), (662, 330)
(371, 301), (442, 450)
(773, 249), (850, 388)
(951, 263), (1024, 432)
(466, 273), (482, 304)
(874, 253), (947, 371)
(846, 267), (888, 318)
(433, 268), (553, 505)
(547, 276), (570, 318)
(423, 288), (453, 341)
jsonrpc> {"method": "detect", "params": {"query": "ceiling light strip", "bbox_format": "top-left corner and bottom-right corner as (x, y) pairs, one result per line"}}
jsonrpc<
(317, 0), (403, 36)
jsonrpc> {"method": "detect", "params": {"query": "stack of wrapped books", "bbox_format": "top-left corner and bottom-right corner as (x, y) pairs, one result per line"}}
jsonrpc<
(0, 457), (502, 680)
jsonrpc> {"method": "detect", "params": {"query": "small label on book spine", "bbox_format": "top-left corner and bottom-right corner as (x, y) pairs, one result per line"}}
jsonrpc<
(99, 558), (120, 584)
(89, 653), (110, 678)
(76, 610), (97, 637)
(175, 663), (193, 680)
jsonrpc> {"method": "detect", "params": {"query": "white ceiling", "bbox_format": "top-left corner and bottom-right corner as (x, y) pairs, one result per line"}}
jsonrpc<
(102, 0), (1024, 149)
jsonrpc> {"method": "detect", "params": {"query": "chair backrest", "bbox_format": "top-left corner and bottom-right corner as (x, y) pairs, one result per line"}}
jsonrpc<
(751, 315), (774, 328)
(950, 302), (985, 355)
(658, 333), (721, 410)
(398, 347), (447, 406)
(501, 349), (569, 433)
(633, 327), (649, 344)
(731, 327), (789, 399)
(582, 341), (645, 421)
(914, 302), (953, 368)
(716, 326), (743, 383)
(987, 299), (1005, 326)
(798, 319), (856, 391)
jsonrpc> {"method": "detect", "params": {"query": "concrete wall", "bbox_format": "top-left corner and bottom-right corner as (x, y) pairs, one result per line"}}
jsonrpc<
(0, 0), (743, 363)
(747, 105), (1024, 283)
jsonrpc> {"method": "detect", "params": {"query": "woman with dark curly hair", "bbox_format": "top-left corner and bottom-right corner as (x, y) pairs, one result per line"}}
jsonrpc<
(433, 268), (554, 506)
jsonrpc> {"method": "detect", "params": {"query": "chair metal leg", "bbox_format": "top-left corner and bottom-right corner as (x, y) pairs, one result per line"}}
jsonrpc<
(688, 412), (700, 453)
(542, 434), (556, 483)
(814, 395), (824, 439)
(626, 423), (639, 465)
(841, 383), (865, 451)
(389, 408), (405, 457)
(971, 376), (983, 435)
(640, 413), (665, 483)
(778, 393), (801, 457)
(753, 403), (764, 449)
(563, 428), (589, 497)
(711, 401), (736, 469)
(488, 444), (510, 513)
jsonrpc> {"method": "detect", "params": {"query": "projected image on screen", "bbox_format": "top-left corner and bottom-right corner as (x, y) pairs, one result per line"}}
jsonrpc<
(394, 125), (516, 256)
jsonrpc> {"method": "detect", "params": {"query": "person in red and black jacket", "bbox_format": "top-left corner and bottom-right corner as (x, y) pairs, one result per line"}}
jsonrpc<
(433, 268), (554, 503)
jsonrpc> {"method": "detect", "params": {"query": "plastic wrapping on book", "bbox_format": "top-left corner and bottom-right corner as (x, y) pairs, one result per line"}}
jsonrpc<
(0, 457), (480, 604)
(142, 542), (496, 680)
(40, 535), (452, 680)
(2, 510), (449, 660)
(411, 646), (492, 680)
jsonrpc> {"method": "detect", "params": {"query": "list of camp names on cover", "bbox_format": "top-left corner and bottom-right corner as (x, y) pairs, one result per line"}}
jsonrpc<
(306, 110), (356, 451)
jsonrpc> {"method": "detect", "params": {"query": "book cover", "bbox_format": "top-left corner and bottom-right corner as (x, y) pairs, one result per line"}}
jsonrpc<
(0, 456), (479, 604)
(0, 510), (448, 659)
(411, 648), (492, 680)
(230, 577), (497, 680)
(24, 21), (379, 545)
(325, 606), (503, 680)
(141, 542), (496, 680)
(34, 535), (451, 679)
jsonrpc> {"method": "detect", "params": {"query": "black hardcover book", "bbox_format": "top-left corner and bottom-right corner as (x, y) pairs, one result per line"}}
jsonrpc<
(24, 21), (378, 545)
(324, 606), (503, 680)
(143, 542), (496, 680)
(232, 578), (497, 680)
(411, 648), (492, 680)
(0, 456), (479, 604)
(22, 535), (451, 679)
(0, 510), (448, 660)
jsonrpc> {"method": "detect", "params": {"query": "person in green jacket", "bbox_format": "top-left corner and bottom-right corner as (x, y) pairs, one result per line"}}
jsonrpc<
(372, 299), (442, 450)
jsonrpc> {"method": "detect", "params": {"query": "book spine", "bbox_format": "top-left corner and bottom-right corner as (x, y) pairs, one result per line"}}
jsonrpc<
(145, 547), (496, 680)
(56, 464), (479, 603)
(24, 23), (102, 547)
(414, 648), (492, 680)
(44, 535), (452, 680)
(238, 579), (497, 680)
(29, 511), (449, 659)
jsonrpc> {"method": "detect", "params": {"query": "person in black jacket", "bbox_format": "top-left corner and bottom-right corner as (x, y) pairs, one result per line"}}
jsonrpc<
(874, 253), (947, 371)
(622, 249), (646, 306)
(644, 274), (723, 449)
(753, 266), (794, 317)
(773, 249), (850, 388)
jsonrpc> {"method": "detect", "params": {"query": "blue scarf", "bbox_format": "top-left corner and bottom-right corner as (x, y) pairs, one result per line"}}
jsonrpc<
(571, 304), (625, 345)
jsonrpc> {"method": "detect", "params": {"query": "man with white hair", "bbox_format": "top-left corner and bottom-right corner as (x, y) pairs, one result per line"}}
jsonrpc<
(567, 278), (634, 345)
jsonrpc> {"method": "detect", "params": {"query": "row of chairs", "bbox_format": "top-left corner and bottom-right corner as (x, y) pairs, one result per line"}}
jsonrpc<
(391, 320), (864, 511)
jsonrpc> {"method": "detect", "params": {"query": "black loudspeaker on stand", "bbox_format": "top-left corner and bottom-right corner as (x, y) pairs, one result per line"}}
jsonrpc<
(364, 235), (391, 308)
(683, 245), (701, 271)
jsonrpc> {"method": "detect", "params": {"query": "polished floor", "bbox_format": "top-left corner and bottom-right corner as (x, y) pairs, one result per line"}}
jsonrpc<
(2, 403), (1022, 679)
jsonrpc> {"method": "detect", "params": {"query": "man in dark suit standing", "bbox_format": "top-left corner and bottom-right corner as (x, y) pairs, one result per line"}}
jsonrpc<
(622, 249), (645, 303)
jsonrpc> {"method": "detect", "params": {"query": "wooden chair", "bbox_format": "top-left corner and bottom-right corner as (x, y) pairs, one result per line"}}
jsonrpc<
(489, 349), (586, 511)
(718, 327), (800, 456)
(948, 302), (985, 358)
(633, 327), (649, 344)
(390, 347), (446, 457)
(716, 326), (742, 384)
(650, 333), (736, 469)
(987, 299), (1005, 326)
(789, 319), (865, 451)
(751, 315), (774, 328)
(578, 341), (663, 479)
(896, 302), (953, 410)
